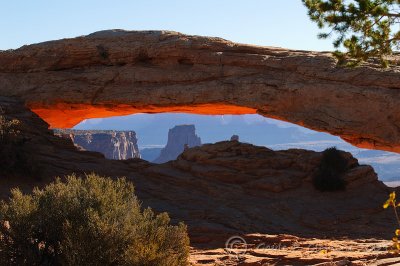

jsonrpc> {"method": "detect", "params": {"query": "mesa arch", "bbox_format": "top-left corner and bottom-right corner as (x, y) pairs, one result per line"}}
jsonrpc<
(1, 30), (400, 152)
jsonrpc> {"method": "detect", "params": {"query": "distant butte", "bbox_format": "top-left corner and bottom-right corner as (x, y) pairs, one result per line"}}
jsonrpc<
(1, 30), (400, 152)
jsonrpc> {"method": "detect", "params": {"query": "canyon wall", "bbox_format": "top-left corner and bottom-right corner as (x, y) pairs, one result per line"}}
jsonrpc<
(55, 129), (140, 160)
(1, 30), (400, 152)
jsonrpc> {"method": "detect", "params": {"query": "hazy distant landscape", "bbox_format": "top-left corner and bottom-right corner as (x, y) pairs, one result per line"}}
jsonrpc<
(74, 113), (400, 183)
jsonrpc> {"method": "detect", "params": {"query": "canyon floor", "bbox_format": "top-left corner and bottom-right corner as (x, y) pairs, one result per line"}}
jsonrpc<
(1, 96), (400, 265)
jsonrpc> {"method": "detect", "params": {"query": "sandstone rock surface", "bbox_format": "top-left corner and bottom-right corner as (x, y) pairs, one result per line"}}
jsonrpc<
(159, 140), (392, 239)
(1, 96), (399, 264)
(0, 96), (394, 239)
(153, 124), (201, 163)
(55, 129), (140, 160)
(1, 30), (400, 152)
(190, 234), (400, 265)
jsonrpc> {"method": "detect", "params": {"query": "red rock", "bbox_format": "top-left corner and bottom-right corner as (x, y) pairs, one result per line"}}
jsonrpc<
(1, 96), (399, 265)
(1, 30), (400, 152)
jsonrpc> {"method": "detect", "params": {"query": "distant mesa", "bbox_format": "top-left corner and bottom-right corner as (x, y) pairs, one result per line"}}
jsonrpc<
(53, 125), (202, 164)
(55, 129), (140, 160)
(153, 125), (201, 164)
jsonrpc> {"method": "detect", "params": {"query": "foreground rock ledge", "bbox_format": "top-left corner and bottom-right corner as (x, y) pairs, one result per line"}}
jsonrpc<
(1, 30), (400, 152)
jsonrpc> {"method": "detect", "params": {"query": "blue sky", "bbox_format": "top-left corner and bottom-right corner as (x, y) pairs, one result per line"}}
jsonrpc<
(1, 0), (333, 51)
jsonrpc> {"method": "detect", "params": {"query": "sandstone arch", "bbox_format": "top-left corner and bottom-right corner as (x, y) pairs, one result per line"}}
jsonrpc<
(1, 30), (400, 152)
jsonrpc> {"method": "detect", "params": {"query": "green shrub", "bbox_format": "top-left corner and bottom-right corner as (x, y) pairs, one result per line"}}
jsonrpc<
(0, 174), (189, 265)
(313, 147), (348, 192)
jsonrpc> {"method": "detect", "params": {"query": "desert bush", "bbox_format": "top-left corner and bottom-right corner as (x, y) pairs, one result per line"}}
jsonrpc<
(313, 147), (347, 192)
(0, 174), (189, 266)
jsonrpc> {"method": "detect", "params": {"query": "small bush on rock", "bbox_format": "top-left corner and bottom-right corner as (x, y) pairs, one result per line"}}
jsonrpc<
(313, 147), (348, 192)
(0, 174), (190, 265)
(383, 191), (400, 253)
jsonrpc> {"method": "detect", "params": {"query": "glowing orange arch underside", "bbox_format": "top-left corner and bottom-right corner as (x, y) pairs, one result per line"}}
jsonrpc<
(30, 103), (258, 129)
(30, 102), (388, 152)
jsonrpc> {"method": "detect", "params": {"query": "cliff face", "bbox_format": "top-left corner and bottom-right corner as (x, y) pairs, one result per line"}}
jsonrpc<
(55, 129), (140, 160)
(1, 30), (400, 152)
(153, 125), (201, 163)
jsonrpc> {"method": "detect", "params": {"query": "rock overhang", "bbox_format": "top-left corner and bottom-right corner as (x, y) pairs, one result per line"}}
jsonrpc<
(1, 30), (400, 152)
